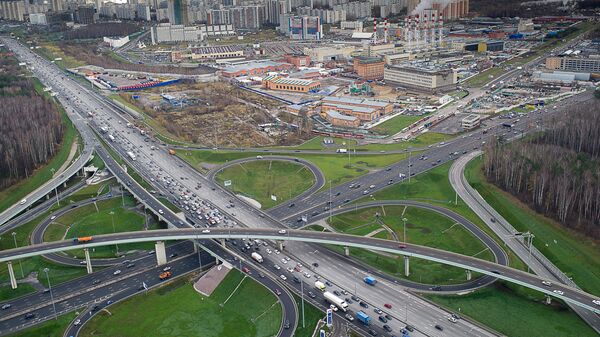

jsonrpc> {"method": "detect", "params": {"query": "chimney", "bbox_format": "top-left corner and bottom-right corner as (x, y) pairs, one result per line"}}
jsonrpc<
(373, 19), (377, 44)
(384, 18), (388, 44)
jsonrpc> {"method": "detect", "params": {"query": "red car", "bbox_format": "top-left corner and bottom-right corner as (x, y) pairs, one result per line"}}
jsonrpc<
(398, 244), (407, 249)
(242, 267), (251, 274)
(384, 303), (392, 309)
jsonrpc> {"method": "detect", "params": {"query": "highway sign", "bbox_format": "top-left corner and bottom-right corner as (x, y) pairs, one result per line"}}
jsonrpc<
(320, 330), (325, 337)
(224, 180), (232, 187)
(326, 308), (333, 327)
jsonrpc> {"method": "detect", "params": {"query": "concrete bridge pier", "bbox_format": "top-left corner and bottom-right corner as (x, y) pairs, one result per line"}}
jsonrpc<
(7, 262), (17, 289)
(155, 241), (167, 266)
(63, 182), (67, 188)
(84, 248), (93, 274)
(545, 295), (552, 305)
(403, 256), (410, 277)
(344, 246), (350, 257)
(466, 270), (472, 281)
(220, 239), (226, 248)
(278, 241), (284, 251)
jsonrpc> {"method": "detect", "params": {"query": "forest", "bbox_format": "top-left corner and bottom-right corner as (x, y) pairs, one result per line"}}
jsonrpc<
(0, 51), (64, 189)
(63, 22), (140, 40)
(483, 99), (600, 238)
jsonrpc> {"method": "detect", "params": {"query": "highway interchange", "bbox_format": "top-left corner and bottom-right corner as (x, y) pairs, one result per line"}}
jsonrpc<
(1, 34), (600, 337)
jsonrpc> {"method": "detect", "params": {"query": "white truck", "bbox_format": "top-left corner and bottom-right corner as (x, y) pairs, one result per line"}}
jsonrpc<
(100, 126), (108, 133)
(323, 291), (348, 312)
(315, 281), (326, 291)
(251, 252), (263, 263)
(108, 134), (115, 142)
(127, 151), (136, 161)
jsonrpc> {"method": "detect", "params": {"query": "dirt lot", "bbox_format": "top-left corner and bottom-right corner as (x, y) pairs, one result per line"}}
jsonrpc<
(121, 81), (311, 147)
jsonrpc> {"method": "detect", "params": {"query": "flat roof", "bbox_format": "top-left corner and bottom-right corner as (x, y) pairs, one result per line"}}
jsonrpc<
(322, 96), (390, 108)
(270, 77), (317, 86)
(462, 114), (481, 122)
(325, 103), (376, 114)
(223, 60), (288, 73)
(327, 110), (358, 121)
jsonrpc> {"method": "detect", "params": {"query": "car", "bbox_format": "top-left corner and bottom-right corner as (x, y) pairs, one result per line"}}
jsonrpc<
(448, 316), (458, 323)
(50, 215), (56, 220)
(281, 258), (288, 264)
(113, 270), (121, 275)
(398, 244), (407, 249)
(284, 320), (290, 329)
(275, 289), (282, 296)
(303, 272), (312, 278)
(24, 313), (35, 319)
(273, 264), (281, 270)
(374, 308), (383, 314)
(126, 263), (135, 268)
(345, 313), (354, 321)
(288, 203), (295, 208)
(92, 279), (101, 285)
(351, 295), (359, 301)
(312, 262), (319, 267)
(435, 325), (444, 331)
(368, 329), (378, 336)
(490, 270), (501, 275)
(359, 301), (369, 308)
(490, 217), (496, 223)
(553, 290), (564, 295)
(378, 315), (387, 323)
(542, 280), (552, 287)
(1, 304), (11, 310)
(19, 199), (27, 205)
(169, 253), (178, 258)
(278, 229), (287, 234)
(384, 303), (392, 309)
(74, 319), (81, 326)
(308, 291), (316, 298)
(280, 274), (287, 281)
(592, 300), (600, 306)
(330, 304), (338, 312)
(287, 267), (294, 273)
(202, 229), (210, 233)
(383, 324), (392, 332)
(405, 325), (415, 332)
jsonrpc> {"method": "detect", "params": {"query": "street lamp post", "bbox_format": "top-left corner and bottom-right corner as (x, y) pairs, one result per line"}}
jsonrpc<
(109, 211), (119, 255)
(11, 232), (24, 278)
(300, 280), (305, 328)
(43, 268), (58, 320)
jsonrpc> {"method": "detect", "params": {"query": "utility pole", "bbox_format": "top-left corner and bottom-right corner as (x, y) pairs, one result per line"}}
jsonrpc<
(408, 150), (412, 183)
(301, 280), (305, 328)
(110, 211), (119, 255)
(329, 180), (332, 222)
(43, 268), (58, 320)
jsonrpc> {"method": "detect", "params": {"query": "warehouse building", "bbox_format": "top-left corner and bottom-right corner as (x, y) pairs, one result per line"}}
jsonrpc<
(325, 110), (361, 128)
(263, 75), (321, 93)
(321, 96), (393, 115)
(221, 60), (293, 77)
(384, 64), (457, 92)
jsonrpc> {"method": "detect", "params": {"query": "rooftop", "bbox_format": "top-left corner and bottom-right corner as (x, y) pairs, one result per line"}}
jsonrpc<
(223, 60), (289, 73)
(327, 110), (358, 121)
(322, 96), (390, 108)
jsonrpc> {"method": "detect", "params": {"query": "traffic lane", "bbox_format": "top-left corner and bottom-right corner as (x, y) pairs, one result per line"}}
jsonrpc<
(0, 253), (203, 335)
(0, 241), (195, 317)
(5, 228), (596, 314)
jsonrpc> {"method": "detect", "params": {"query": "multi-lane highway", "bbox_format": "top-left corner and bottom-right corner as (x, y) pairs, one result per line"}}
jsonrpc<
(2, 33), (597, 337)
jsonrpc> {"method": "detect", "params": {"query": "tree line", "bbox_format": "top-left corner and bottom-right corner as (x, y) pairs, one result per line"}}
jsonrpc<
(483, 99), (600, 238)
(0, 55), (64, 189)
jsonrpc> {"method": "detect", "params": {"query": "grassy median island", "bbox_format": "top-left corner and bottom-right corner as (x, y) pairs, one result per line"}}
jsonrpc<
(424, 282), (598, 337)
(321, 206), (494, 285)
(5, 311), (78, 337)
(44, 196), (163, 258)
(80, 270), (282, 337)
(215, 160), (316, 209)
(465, 156), (600, 297)
(179, 150), (411, 188)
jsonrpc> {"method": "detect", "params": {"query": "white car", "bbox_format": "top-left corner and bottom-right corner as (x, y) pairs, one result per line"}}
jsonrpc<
(287, 267), (294, 273)
(50, 215), (56, 220)
(592, 300), (600, 306)
(330, 304), (338, 312)
(158, 209), (164, 215)
(113, 270), (121, 275)
(303, 272), (312, 278)
(553, 290), (564, 296)
(274, 250), (280, 255)
(74, 319), (81, 326)
(19, 199), (27, 205)
(278, 229), (287, 234)
(274, 264), (281, 270)
(281, 258), (287, 264)
(163, 266), (171, 271)
(266, 249), (272, 254)
(542, 281), (552, 287)
(448, 316), (458, 323)
(202, 229), (210, 233)
(280, 274), (287, 281)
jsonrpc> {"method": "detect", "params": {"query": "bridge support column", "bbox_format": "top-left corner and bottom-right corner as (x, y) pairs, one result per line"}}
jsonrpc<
(84, 248), (93, 274)
(220, 239), (226, 248)
(344, 246), (350, 257)
(278, 241), (284, 251)
(155, 241), (167, 266)
(403, 256), (410, 277)
(46, 194), (50, 200)
(7, 262), (17, 289)
(466, 270), (472, 281)
(545, 295), (552, 305)
(63, 182), (67, 188)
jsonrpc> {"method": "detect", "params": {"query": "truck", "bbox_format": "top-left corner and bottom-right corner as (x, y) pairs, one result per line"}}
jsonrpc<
(323, 291), (348, 312)
(356, 311), (371, 325)
(314, 281), (326, 291)
(159, 271), (172, 280)
(108, 134), (115, 142)
(336, 149), (348, 153)
(251, 252), (264, 263)
(364, 276), (377, 286)
(502, 122), (514, 128)
(127, 151), (136, 161)
(168, 149), (176, 155)
(73, 236), (93, 244)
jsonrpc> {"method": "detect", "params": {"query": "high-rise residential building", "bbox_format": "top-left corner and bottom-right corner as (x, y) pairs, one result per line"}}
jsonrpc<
(50, 0), (63, 12)
(332, 1), (370, 19)
(408, 0), (468, 19)
(207, 8), (231, 25)
(0, 1), (25, 21)
(75, 5), (95, 23)
(282, 15), (322, 40)
(297, 6), (345, 24)
(151, 22), (203, 44)
(168, 0), (188, 25)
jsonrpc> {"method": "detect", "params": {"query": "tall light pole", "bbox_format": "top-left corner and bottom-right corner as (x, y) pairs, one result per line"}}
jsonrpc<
(50, 168), (59, 207)
(300, 280), (305, 328)
(11, 232), (24, 278)
(402, 218), (408, 242)
(110, 211), (119, 255)
(408, 150), (412, 183)
(328, 180), (332, 222)
(43, 268), (58, 320)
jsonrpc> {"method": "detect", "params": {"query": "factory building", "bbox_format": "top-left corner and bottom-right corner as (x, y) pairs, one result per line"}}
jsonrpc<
(384, 64), (457, 92)
(151, 23), (203, 44)
(321, 96), (393, 116)
(545, 56), (600, 75)
(325, 110), (361, 128)
(353, 56), (385, 80)
(263, 75), (321, 93)
(222, 60), (293, 77)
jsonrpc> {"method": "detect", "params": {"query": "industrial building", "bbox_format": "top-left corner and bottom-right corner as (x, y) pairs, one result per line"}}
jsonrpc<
(151, 23), (203, 44)
(384, 63), (457, 92)
(353, 56), (385, 80)
(532, 71), (591, 84)
(283, 54), (311, 67)
(461, 114), (480, 130)
(221, 60), (293, 77)
(263, 75), (321, 93)
(322, 96), (393, 115)
(325, 110), (361, 128)
(546, 56), (600, 75)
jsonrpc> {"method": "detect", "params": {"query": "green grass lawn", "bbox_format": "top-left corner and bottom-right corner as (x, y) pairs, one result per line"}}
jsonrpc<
(0, 107), (78, 213)
(465, 156), (600, 296)
(179, 150), (411, 188)
(323, 206), (494, 285)
(293, 294), (329, 337)
(425, 282), (598, 337)
(215, 160), (316, 209)
(365, 161), (526, 272)
(80, 270), (282, 337)
(158, 197), (180, 213)
(5, 311), (78, 337)
(0, 283), (37, 302)
(43, 196), (157, 258)
(371, 114), (424, 136)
